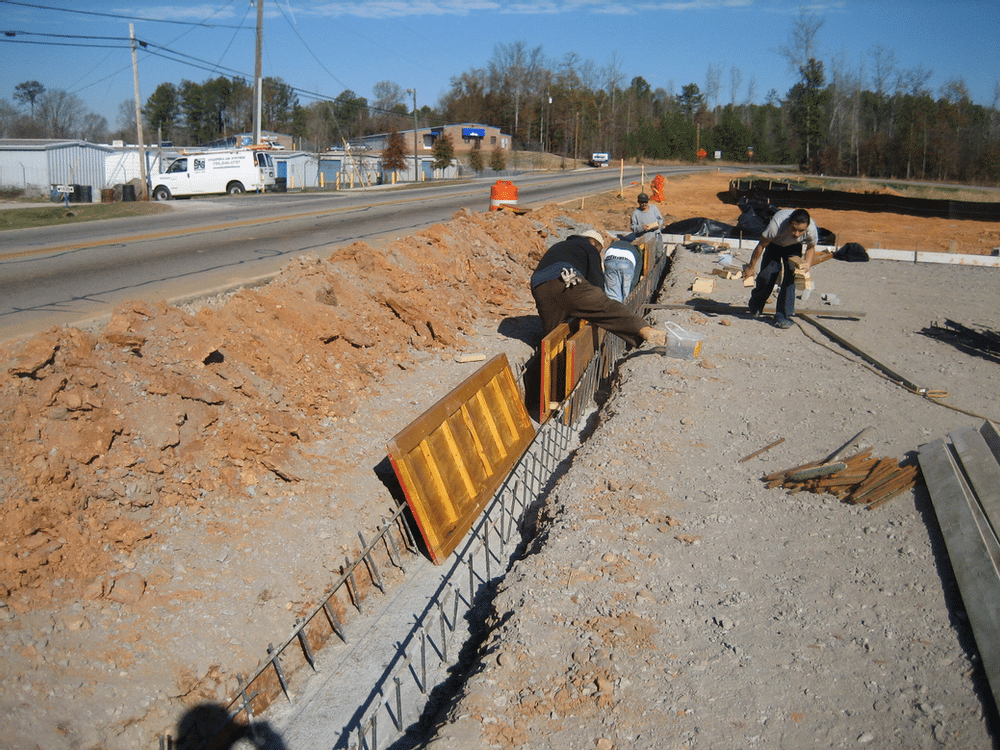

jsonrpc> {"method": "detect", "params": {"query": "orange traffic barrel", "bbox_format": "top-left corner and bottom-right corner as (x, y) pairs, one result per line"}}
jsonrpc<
(489, 180), (518, 211)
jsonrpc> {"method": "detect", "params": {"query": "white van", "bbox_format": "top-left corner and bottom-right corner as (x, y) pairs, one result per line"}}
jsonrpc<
(152, 149), (275, 200)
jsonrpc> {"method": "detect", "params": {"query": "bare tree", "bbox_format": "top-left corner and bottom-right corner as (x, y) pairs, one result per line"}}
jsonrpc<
(867, 45), (896, 97)
(730, 66), (743, 107)
(605, 52), (626, 154)
(36, 89), (85, 138)
(828, 52), (863, 174)
(778, 8), (824, 73)
(116, 99), (139, 143)
(489, 41), (545, 142)
(78, 112), (109, 143)
(939, 78), (971, 105)
(372, 80), (406, 128)
(0, 99), (18, 138)
(704, 64), (722, 120)
(896, 65), (933, 98)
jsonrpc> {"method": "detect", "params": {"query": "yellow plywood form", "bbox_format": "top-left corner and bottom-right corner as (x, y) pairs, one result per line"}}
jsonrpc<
(539, 320), (575, 423)
(387, 354), (536, 564)
(566, 323), (602, 396)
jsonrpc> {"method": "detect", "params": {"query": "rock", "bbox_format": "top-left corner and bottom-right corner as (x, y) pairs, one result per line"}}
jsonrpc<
(107, 572), (145, 605)
(64, 615), (91, 631)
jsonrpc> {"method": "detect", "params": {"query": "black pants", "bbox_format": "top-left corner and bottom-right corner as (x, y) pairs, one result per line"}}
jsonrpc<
(748, 242), (803, 321)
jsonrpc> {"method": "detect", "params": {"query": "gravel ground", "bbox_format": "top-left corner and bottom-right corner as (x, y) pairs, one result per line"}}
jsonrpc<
(421, 246), (1000, 749)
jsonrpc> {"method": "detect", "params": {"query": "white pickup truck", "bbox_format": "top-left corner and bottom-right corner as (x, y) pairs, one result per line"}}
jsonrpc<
(152, 149), (275, 200)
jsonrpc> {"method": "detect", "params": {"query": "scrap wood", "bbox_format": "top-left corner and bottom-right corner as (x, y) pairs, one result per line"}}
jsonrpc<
(848, 461), (911, 505)
(739, 437), (786, 463)
(846, 457), (901, 501)
(862, 466), (920, 509)
(762, 434), (920, 508)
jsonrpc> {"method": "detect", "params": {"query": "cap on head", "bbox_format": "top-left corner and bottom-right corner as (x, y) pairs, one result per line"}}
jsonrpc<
(637, 193), (649, 203)
(580, 228), (605, 246)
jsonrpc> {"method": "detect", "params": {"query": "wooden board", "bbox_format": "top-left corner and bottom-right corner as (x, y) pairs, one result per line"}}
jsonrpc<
(918, 433), (1000, 712)
(566, 323), (603, 401)
(387, 354), (536, 564)
(539, 320), (574, 423)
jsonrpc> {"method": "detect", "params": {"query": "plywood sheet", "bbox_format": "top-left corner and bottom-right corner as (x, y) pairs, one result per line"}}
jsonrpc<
(387, 354), (536, 564)
(539, 321), (573, 423)
(566, 323), (603, 398)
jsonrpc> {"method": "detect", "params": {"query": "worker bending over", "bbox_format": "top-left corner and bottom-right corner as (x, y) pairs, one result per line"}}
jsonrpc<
(531, 229), (667, 348)
(743, 208), (818, 329)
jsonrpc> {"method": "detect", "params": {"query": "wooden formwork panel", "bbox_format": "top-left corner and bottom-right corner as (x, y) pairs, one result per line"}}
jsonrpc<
(387, 354), (536, 564)
(566, 323), (603, 398)
(539, 320), (574, 423)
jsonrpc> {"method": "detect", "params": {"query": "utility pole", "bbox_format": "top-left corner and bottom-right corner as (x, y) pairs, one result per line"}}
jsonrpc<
(406, 88), (418, 182)
(252, 0), (264, 145)
(129, 23), (148, 199)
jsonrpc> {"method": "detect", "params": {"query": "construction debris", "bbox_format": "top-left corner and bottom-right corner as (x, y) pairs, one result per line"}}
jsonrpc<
(691, 277), (715, 294)
(763, 447), (921, 510)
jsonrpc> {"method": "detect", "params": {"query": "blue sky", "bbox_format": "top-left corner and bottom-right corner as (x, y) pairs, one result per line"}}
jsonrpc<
(2, 0), (998, 129)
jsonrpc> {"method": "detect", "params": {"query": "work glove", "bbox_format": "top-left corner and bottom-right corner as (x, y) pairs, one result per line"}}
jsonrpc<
(560, 267), (580, 289)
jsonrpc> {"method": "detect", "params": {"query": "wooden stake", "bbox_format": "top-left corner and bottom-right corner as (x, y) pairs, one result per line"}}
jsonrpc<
(739, 437), (786, 463)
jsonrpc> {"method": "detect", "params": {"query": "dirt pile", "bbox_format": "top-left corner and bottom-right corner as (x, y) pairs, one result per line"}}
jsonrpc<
(0, 198), (628, 749)
(1, 207), (550, 606)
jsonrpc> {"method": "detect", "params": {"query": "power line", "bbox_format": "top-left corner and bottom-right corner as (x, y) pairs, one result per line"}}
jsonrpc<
(0, 0), (250, 29)
(3, 9), (440, 125)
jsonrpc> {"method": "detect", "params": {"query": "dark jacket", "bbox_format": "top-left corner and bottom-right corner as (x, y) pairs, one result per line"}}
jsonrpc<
(530, 235), (605, 289)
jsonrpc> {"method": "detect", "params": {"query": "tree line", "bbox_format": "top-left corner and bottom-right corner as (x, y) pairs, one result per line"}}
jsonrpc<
(5, 18), (998, 185)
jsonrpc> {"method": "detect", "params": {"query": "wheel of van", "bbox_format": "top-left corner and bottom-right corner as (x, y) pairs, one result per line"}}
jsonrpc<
(153, 186), (171, 201)
(227, 181), (245, 195)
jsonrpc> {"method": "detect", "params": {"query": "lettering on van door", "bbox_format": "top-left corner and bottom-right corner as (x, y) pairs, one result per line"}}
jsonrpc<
(209, 155), (242, 170)
(193, 158), (206, 171)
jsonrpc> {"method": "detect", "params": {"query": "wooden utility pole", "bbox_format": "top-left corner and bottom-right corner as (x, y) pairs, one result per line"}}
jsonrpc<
(129, 23), (148, 199)
(252, 0), (264, 145)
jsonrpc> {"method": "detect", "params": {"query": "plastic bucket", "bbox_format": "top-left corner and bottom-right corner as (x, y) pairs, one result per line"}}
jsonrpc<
(663, 322), (704, 359)
(489, 180), (518, 211)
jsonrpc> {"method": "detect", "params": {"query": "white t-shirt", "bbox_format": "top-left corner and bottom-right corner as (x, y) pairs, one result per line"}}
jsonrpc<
(764, 209), (818, 247)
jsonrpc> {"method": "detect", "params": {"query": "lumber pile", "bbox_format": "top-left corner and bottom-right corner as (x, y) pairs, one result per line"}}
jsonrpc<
(763, 449), (921, 510)
(917, 421), (1000, 712)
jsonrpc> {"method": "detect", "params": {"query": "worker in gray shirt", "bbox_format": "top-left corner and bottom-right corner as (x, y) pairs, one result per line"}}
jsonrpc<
(628, 192), (664, 259)
(743, 208), (818, 329)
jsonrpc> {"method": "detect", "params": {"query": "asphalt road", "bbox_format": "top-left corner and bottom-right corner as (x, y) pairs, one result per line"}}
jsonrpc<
(0, 166), (728, 341)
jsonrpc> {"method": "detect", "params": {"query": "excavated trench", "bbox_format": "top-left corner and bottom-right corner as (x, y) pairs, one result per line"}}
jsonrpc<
(210, 253), (674, 750)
